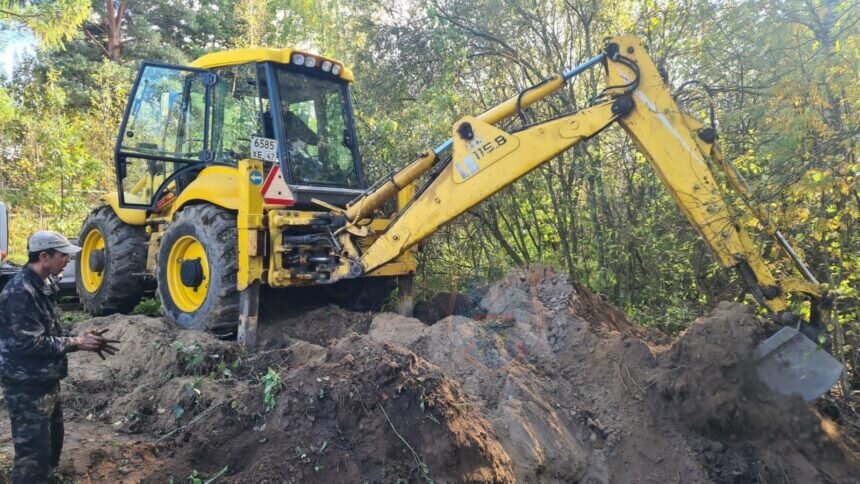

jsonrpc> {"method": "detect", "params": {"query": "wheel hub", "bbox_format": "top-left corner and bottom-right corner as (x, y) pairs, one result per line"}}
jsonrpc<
(88, 249), (105, 273)
(166, 235), (210, 313)
(81, 229), (106, 293)
(180, 258), (204, 289)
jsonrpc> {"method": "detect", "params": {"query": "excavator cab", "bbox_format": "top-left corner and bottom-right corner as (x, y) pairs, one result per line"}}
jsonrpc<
(114, 53), (366, 211)
(79, 47), (412, 334)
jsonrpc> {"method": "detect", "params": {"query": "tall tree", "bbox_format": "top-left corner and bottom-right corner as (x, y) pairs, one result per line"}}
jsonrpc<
(101, 0), (127, 62)
(41, 0), (243, 107)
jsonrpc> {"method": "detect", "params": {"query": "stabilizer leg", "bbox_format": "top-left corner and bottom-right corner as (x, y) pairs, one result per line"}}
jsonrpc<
(397, 274), (415, 317)
(238, 281), (260, 349)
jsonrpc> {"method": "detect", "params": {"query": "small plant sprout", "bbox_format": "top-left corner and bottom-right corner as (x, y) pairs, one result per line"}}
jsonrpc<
(262, 368), (281, 412)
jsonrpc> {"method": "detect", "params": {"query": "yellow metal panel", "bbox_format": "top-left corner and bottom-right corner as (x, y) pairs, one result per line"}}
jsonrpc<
(267, 209), (327, 287)
(358, 102), (619, 273)
(390, 185), (418, 274)
(100, 193), (147, 225)
(366, 260), (415, 277)
(267, 210), (286, 287)
(269, 208), (334, 226)
(396, 182), (416, 211)
(781, 277), (824, 299)
(190, 48), (354, 81)
(171, 165), (240, 215)
(237, 159), (265, 290)
(146, 228), (162, 274)
(450, 119), (519, 183)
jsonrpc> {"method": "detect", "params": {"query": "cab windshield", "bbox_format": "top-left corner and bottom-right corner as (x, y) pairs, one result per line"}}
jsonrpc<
(274, 68), (359, 188)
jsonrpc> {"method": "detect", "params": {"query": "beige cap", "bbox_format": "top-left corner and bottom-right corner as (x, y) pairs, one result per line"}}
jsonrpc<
(28, 231), (81, 255)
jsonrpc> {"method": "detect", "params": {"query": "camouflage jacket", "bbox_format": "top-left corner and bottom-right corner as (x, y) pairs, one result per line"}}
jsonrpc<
(0, 265), (78, 385)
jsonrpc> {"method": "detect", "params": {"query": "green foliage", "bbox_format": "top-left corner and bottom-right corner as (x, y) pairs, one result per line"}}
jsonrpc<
(133, 298), (163, 317)
(61, 309), (89, 325)
(172, 377), (205, 420)
(0, 87), (13, 127)
(0, 0), (91, 49)
(261, 367), (281, 412)
(185, 465), (229, 484)
(187, 469), (202, 484)
(0, 62), (127, 256)
(170, 341), (206, 375)
(185, 378), (203, 402)
(215, 360), (238, 380)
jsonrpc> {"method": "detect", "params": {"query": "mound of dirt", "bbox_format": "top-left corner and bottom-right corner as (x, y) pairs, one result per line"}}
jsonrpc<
(1, 264), (856, 482)
(147, 334), (514, 482)
(370, 265), (859, 482)
(374, 313), (589, 481)
(8, 312), (512, 482)
(656, 303), (855, 482)
(258, 304), (372, 349)
(64, 314), (242, 436)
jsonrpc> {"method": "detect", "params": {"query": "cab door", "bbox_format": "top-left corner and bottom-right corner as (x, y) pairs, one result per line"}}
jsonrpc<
(115, 63), (215, 209)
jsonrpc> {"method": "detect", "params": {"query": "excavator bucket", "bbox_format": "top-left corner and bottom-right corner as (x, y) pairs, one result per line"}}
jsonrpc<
(755, 327), (844, 401)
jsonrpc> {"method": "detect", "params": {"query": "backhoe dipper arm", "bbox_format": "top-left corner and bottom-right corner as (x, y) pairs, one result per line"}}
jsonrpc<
(603, 37), (826, 322)
(340, 36), (826, 325)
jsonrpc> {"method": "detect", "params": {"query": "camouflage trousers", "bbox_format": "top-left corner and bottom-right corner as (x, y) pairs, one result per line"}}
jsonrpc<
(2, 381), (64, 484)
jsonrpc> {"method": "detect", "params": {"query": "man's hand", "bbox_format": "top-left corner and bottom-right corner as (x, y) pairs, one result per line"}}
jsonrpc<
(75, 334), (104, 351)
(79, 328), (121, 359)
(87, 328), (110, 338)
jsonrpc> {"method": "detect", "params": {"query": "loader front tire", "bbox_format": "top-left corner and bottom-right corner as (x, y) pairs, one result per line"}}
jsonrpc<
(76, 206), (149, 315)
(157, 204), (238, 333)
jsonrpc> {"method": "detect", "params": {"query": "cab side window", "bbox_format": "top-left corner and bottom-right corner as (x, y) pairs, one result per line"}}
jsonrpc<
(121, 66), (206, 159)
(210, 64), (264, 163)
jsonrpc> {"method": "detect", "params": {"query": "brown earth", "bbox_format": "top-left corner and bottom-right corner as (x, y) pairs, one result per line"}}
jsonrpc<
(0, 264), (857, 482)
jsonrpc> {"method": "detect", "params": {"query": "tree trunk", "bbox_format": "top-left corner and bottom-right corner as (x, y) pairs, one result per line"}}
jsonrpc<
(105, 0), (129, 63)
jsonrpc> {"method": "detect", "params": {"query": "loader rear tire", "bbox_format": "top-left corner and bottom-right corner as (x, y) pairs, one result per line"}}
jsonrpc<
(157, 204), (238, 333)
(76, 206), (149, 315)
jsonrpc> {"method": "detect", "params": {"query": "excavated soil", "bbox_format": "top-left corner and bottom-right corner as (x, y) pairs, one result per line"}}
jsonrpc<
(0, 265), (857, 482)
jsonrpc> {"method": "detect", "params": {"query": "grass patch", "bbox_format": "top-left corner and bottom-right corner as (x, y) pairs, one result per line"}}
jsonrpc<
(133, 297), (163, 317)
(62, 309), (90, 325)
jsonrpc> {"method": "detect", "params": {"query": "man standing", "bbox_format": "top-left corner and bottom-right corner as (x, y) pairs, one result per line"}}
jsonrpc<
(0, 231), (117, 483)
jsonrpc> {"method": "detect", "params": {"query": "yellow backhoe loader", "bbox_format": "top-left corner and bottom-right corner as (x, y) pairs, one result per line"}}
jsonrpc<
(76, 36), (842, 400)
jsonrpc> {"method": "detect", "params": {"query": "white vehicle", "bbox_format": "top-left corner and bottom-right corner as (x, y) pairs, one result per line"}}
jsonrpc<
(0, 202), (19, 291)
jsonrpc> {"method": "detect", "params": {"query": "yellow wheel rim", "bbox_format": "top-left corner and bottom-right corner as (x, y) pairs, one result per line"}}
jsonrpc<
(80, 229), (105, 293)
(166, 235), (210, 313)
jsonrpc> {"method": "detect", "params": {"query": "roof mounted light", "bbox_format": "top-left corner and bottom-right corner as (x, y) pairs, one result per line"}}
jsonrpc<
(304, 56), (316, 68)
(331, 64), (341, 76)
(291, 53), (305, 65)
(321, 61), (332, 72)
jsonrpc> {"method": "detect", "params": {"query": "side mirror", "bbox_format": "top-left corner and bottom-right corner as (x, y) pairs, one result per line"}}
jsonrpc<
(0, 202), (8, 261)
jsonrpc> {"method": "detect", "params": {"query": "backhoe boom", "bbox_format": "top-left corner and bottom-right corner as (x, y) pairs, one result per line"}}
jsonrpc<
(337, 36), (829, 328)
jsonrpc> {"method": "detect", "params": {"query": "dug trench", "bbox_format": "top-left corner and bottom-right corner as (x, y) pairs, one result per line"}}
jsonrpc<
(0, 265), (857, 482)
